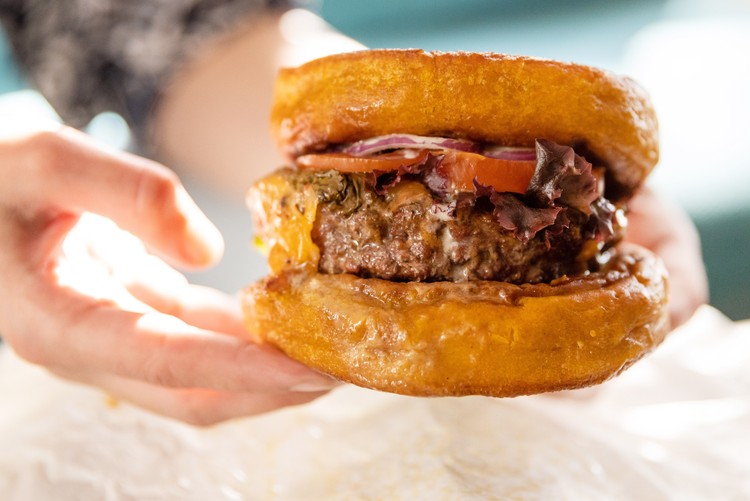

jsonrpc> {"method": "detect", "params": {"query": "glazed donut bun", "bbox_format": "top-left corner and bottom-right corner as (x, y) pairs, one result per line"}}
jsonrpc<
(244, 50), (669, 397)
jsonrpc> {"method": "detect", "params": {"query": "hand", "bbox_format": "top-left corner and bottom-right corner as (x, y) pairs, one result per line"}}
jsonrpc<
(625, 186), (708, 329)
(0, 123), (336, 425)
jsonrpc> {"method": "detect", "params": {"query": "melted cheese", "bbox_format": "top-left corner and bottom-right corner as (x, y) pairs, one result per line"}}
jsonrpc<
(247, 171), (320, 274)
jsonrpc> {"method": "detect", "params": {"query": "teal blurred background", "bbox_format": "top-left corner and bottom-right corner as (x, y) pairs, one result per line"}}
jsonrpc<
(1, 0), (748, 319)
(318, 0), (665, 65)
(0, 32), (25, 93)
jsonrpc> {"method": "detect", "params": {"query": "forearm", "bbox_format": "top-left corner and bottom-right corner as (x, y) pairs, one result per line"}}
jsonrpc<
(150, 9), (364, 198)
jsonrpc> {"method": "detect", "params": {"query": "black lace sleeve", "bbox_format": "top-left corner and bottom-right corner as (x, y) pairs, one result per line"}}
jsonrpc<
(0, 0), (290, 145)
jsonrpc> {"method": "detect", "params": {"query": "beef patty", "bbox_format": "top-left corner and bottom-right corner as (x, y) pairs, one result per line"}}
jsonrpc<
(281, 169), (621, 284)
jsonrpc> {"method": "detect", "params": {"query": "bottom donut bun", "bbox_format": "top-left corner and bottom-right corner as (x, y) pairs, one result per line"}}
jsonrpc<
(243, 244), (669, 397)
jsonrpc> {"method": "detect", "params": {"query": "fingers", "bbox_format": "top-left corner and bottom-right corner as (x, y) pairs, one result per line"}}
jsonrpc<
(15, 281), (337, 395)
(626, 187), (709, 327)
(642, 225), (708, 328)
(76, 215), (245, 335)
(122, 260), (246, 337)
(52, 369), (327, 426)
(127, 275), (246, 336)
(116, 253), (246, 336)
(7, 126), (222, 269)
(0, 124), (333, 425)
(104, 382), (327, 427)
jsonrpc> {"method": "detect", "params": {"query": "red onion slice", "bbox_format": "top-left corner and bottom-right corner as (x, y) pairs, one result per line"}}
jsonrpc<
(341, 134), (478, 156)
(481, 146), (537, 161)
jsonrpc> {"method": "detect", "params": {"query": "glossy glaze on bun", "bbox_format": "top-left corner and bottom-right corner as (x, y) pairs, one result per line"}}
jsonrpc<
(244, 246), (668, 397)
(271, 49), (659, 194)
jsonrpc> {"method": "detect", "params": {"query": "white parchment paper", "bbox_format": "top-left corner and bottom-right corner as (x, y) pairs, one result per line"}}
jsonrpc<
(1, 306), (748, 500)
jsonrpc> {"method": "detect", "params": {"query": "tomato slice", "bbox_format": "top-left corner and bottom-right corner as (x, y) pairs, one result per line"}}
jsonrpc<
(438, 150), (536, 195)
(295, 149), (537, 194)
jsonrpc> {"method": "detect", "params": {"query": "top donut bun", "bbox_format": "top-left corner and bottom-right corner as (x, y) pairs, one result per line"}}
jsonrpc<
(270, 49), (659, 196)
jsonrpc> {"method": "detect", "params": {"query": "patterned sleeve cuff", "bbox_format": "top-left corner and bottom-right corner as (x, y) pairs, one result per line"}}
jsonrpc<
(2, 0), (290, 149)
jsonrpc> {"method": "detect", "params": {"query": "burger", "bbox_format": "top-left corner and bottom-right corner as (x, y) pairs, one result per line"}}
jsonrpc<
(243, 49), (669, 397)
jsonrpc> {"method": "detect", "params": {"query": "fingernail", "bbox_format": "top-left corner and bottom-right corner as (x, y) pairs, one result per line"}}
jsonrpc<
(290, 381), (340, 393)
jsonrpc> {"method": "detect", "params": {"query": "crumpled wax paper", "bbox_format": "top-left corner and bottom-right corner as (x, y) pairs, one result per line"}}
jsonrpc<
(0, 306), (748, 500)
